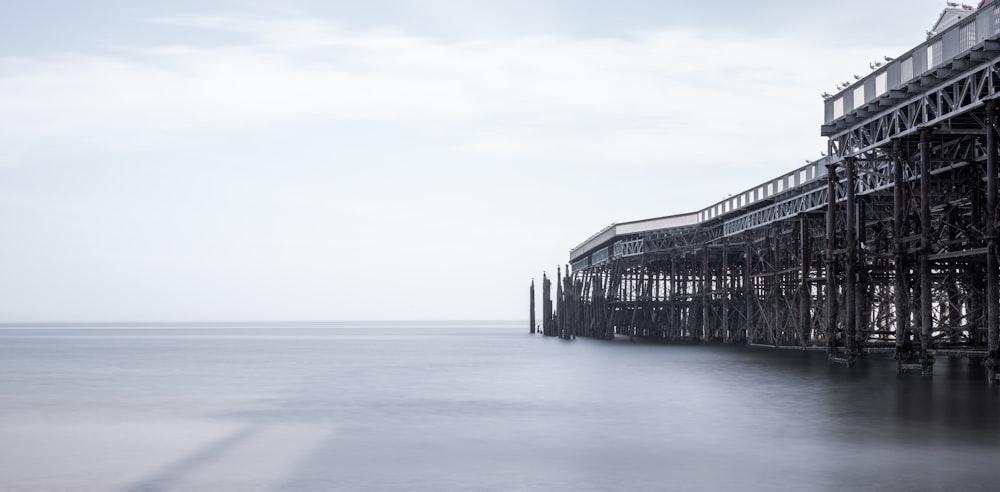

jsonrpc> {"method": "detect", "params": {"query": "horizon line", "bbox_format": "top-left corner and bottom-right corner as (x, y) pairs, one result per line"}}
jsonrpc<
(0, 319), (527, 327)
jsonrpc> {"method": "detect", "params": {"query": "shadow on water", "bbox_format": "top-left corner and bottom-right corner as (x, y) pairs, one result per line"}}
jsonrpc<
(121, 426), (259, 492)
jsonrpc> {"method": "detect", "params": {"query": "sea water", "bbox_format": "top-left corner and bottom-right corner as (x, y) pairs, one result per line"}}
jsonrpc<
(1, 321), (999, 491)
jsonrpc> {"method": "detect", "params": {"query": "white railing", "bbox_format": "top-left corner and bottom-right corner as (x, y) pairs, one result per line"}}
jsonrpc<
(569, 158), (832, 262)
(824, 5), (1000, 125)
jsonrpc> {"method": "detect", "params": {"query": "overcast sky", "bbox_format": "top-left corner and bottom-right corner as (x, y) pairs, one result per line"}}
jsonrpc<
(0, 0), (947, 322)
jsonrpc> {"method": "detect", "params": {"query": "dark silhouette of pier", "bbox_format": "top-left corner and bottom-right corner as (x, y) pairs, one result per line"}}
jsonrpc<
(534, 3), (1000, 382)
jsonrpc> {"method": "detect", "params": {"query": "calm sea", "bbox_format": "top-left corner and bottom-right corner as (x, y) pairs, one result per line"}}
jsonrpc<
(1, 321), (999, 492)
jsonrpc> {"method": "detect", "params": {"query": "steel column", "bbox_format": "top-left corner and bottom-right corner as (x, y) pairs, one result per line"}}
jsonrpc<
(988, 100), (1000, 382)
(892, 140), (912, 369)
(799, 217), (811, 345)
(845, 157), (858, 366)
(919, 129), (934, 375)
(746, 233), (754, 344)
(826, 163), (838, 355)
(721, 241), (730, 342)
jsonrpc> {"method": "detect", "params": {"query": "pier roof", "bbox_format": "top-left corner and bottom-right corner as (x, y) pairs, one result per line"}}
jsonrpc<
(821, 3), (999, 136)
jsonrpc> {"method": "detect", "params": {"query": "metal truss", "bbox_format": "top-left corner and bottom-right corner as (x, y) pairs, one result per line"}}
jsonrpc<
(643, 224), (722, 255)
(828, 59), (1000, 158)
(723, 135), (981, 237)
(612, 239), (643, 259)
(723, 185), (832, 236)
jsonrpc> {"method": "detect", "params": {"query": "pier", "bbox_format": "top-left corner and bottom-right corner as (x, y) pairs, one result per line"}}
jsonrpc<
(533, 3), (1000, 382)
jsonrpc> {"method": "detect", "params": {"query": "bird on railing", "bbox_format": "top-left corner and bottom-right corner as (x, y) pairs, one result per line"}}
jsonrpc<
(821, 92), (832, 99)
(854, 74), (862, 80)
(884, 56), (894, 62)
(843, 80), (852, 87)
(948, 1), (960, 7)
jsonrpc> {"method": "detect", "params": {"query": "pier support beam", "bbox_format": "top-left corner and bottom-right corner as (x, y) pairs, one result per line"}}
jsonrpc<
(845, 157), (858, 366)
(703, 254), (711, 341)
(799, 217), (812, 346)
(746, 232), (755, 344)
(826, 162), (839, 356)
(971, 186), (985, 347)
(671, 259), (680, 340)
(987, 101), (1000, 382)
(892, 140), (914, 371)
(722, 241), (731, 343)
(856, 197), (869, 345)
(919, 128), (935, 375)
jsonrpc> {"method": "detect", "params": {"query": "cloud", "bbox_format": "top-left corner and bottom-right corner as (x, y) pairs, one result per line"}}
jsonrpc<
(0, 14), (905, 171)
(1, 12), (927, 321)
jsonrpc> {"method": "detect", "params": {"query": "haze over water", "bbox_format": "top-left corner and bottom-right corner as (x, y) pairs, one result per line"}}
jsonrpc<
(2, 321), (999, 491)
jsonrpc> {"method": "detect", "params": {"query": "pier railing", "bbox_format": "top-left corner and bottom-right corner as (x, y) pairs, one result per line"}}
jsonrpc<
(823, 4), (1000, 131)
(569, 159), (830, 262)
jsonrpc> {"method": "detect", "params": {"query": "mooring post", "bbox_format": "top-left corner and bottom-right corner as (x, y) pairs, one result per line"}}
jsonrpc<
(845, 157), (858, 366)
(826, 162), (839, 356)
(987, 100), (1000, 382)
(530, 279), (536, 334)
(919, 128), (935, 375)
(556, 265), (563, 338)
(542, 272), (553, 336)
(892, 140), (913, 371)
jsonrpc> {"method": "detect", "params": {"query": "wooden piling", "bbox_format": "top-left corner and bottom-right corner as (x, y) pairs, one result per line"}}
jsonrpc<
(530, 280), (536, 334)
